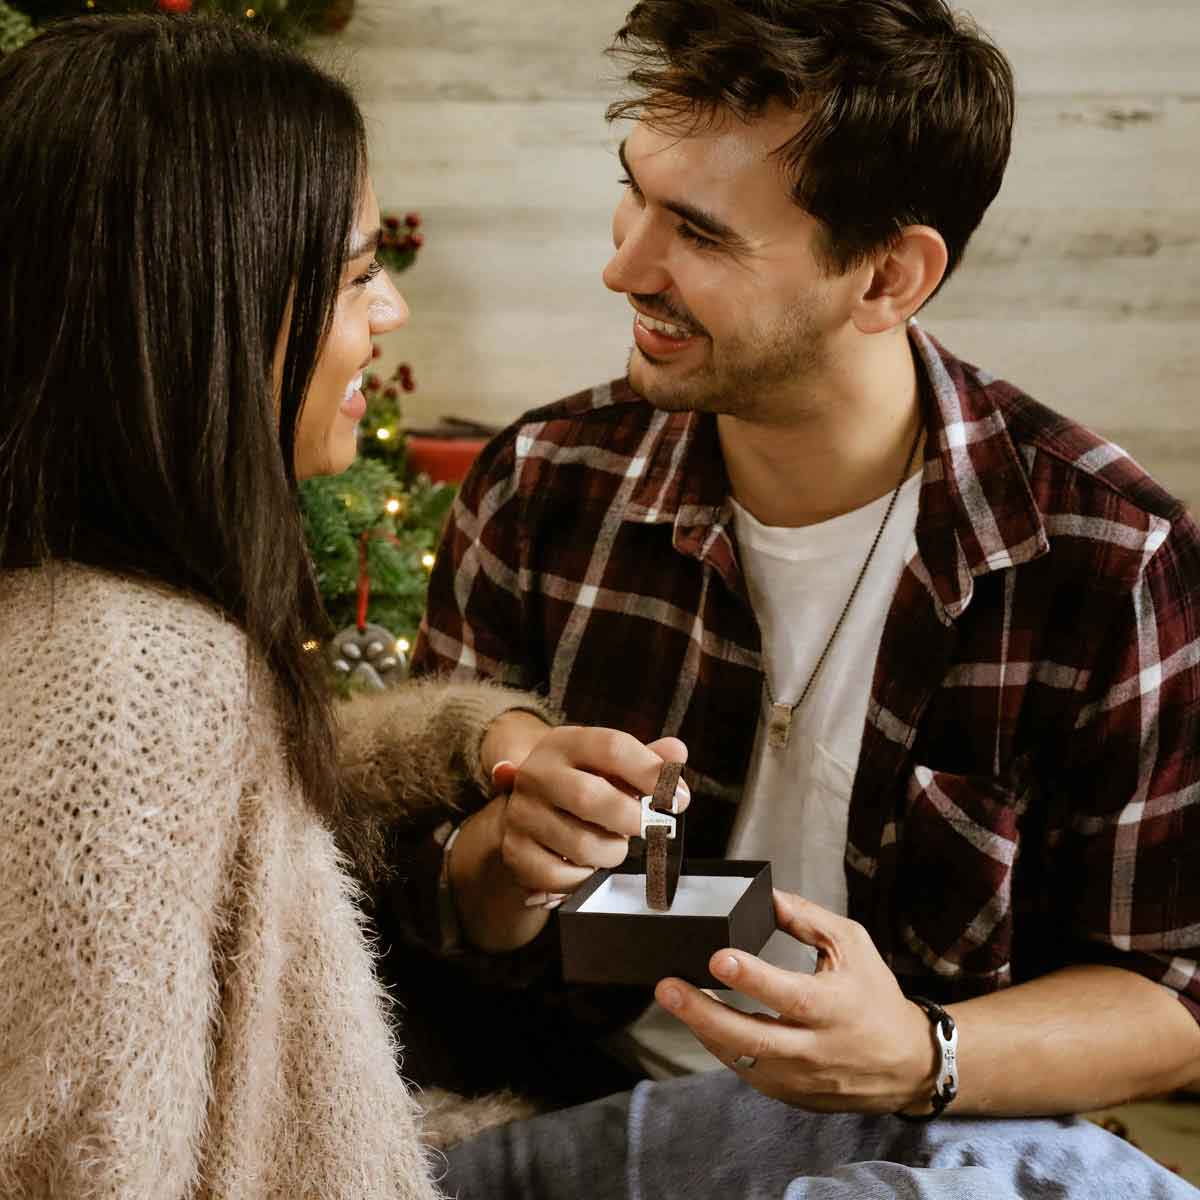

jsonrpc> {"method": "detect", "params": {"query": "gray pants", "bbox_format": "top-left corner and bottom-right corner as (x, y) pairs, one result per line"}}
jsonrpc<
(438, 1070), (1199, 1199)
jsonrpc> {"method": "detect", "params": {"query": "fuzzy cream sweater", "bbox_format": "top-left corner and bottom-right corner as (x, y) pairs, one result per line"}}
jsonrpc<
(0, 564), (549, 1199)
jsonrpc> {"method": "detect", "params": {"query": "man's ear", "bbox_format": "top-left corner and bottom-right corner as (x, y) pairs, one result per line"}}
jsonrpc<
(852, 226), (948, 335)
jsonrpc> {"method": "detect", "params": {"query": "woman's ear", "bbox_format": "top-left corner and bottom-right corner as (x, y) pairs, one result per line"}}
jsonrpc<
(852, 226), (949, 335)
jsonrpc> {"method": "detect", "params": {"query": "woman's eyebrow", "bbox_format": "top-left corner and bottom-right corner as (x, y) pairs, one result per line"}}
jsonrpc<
(346, 227), (383, 259)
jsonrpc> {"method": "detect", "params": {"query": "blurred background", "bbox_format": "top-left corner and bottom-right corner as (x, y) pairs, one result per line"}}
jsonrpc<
(318, 0), (1199, 514)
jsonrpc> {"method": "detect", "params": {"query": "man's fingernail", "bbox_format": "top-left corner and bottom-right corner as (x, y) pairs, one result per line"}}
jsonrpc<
(661, 986), (682, 1011)
(672, 779), (690, 813)
(542, 896), (565, 911)
(524, 892), (549, 908)
(718, 955), (739, 978)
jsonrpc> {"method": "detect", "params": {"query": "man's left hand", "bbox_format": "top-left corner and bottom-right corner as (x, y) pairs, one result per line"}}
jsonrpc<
(654, 889), (937, 1113)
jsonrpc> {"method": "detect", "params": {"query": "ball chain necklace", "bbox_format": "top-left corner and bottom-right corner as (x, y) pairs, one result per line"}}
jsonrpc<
(762, 422), (924, 751)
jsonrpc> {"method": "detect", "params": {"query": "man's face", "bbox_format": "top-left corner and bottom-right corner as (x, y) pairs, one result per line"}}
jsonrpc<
(603, 103), (851, 421)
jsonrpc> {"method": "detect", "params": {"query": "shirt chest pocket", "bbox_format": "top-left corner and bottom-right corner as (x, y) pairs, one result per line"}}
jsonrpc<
(896, 764), (1030, 985)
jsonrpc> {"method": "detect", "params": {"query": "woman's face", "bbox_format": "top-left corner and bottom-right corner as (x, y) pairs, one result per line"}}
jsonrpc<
(293, 180), (408, 480)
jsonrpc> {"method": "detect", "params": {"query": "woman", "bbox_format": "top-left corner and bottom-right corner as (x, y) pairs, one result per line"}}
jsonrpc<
(0, 15), (579, 1196)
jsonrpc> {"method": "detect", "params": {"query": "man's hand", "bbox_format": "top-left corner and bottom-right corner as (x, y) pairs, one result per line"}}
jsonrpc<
(451, 721), (688, 951)
(654, 889), (935, 1113)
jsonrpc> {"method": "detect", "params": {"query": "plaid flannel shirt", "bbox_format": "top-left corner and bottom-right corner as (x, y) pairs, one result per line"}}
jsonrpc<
(412, 324), (1200, 1021)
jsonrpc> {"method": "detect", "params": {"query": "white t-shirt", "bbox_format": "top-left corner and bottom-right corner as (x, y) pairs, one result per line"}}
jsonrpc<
(620, 472), (922, 1078)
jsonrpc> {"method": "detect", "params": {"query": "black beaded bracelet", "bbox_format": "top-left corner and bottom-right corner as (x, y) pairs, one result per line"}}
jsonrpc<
(893, 996), (959, 1123)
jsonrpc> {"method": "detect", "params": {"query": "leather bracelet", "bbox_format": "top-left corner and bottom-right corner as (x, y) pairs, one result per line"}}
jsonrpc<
(893, 996), (958, 1122)
(643, 761), (685, 911)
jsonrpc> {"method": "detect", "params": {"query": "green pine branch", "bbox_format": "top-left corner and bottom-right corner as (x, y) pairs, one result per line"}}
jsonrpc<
(0, 0), (36, 53)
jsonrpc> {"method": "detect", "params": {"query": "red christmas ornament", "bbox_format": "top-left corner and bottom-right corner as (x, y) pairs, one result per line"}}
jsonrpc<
(404, 213), (422, 229)
(156, 0), (193, 11)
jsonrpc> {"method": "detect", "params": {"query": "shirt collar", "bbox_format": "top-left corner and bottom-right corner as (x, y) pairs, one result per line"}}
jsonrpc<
(622, 401), (742, 588)
(620, 323), (1049, 616)
(910, 321), (1048, 620)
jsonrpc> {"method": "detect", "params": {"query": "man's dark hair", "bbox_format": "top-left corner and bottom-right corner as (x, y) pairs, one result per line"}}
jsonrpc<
(607, 0), (1014, 284)
(0, 15), (366, 816)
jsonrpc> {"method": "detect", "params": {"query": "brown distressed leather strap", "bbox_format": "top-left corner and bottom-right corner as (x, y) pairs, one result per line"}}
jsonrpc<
(645, 761), (684, 912)
(651, 761), (683, 814)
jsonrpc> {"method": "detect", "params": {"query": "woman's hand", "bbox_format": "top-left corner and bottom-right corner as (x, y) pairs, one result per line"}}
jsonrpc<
(451, 720), (688, 951)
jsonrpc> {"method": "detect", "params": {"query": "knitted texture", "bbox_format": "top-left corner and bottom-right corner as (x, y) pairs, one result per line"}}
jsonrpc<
(417, 1088), (542, 1154)
(334, 677), (558, 886)
(0, 563), (486, 1199)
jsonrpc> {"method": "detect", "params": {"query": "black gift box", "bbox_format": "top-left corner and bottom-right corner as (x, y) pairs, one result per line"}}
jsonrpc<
(558, 859), (775, 988)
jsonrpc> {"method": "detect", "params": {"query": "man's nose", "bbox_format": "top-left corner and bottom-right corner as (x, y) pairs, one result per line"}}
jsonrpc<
(603, 204), (671, 297)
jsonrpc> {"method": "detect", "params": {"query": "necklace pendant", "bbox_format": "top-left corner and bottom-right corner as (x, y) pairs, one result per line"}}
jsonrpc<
(767, 703), (793, 750)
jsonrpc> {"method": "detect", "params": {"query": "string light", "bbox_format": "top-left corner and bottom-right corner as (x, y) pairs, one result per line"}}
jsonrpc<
(385, 498), (401, 514)
(245, 7), (256, 17)
(421, 553), (436, 571)
(302, 639), (320, 652)
(395, 638), (411, 654)
(376, 428), (392, 441)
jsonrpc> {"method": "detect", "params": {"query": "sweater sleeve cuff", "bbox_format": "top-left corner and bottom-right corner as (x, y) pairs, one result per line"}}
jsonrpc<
(424, 683), (560, 794)
(333, 678), (560, 885)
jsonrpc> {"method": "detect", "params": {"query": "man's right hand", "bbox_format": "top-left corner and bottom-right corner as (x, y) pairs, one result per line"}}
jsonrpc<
(450, 724), (689, 952)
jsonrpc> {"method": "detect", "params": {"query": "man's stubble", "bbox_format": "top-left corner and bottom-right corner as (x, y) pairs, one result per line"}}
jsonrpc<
(625, 293), (828, 424)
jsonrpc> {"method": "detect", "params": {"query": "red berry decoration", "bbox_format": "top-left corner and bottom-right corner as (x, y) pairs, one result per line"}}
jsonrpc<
(384, 216), (400, 231)
(404, 213), (422, 229)
(157, 0), (194, 11)
(408, 232), (425, 249)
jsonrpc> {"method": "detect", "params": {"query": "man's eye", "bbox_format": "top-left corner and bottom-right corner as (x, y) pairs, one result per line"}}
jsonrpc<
(352, 260), (384, 288)
(677, 223), (719, 251)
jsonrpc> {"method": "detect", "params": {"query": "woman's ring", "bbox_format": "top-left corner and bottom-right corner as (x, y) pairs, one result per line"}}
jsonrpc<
(731, 1054), (757, 1070)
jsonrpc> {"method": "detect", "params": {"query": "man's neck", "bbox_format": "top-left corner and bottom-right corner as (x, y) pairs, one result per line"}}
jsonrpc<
(718, 332), (924, 528)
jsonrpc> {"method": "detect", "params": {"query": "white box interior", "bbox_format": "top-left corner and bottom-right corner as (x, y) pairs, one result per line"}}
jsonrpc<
(578, 873), (753, 916)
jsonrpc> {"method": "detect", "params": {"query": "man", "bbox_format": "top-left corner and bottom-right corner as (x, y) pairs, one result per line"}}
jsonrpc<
(397, 0), (1200, 1192)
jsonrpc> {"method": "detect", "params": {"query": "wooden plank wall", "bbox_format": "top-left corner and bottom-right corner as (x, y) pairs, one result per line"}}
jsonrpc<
(317, 0), (1200, 512)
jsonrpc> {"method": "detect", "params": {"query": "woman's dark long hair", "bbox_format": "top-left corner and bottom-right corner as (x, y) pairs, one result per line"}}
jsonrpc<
(0, 15), (366, 815)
